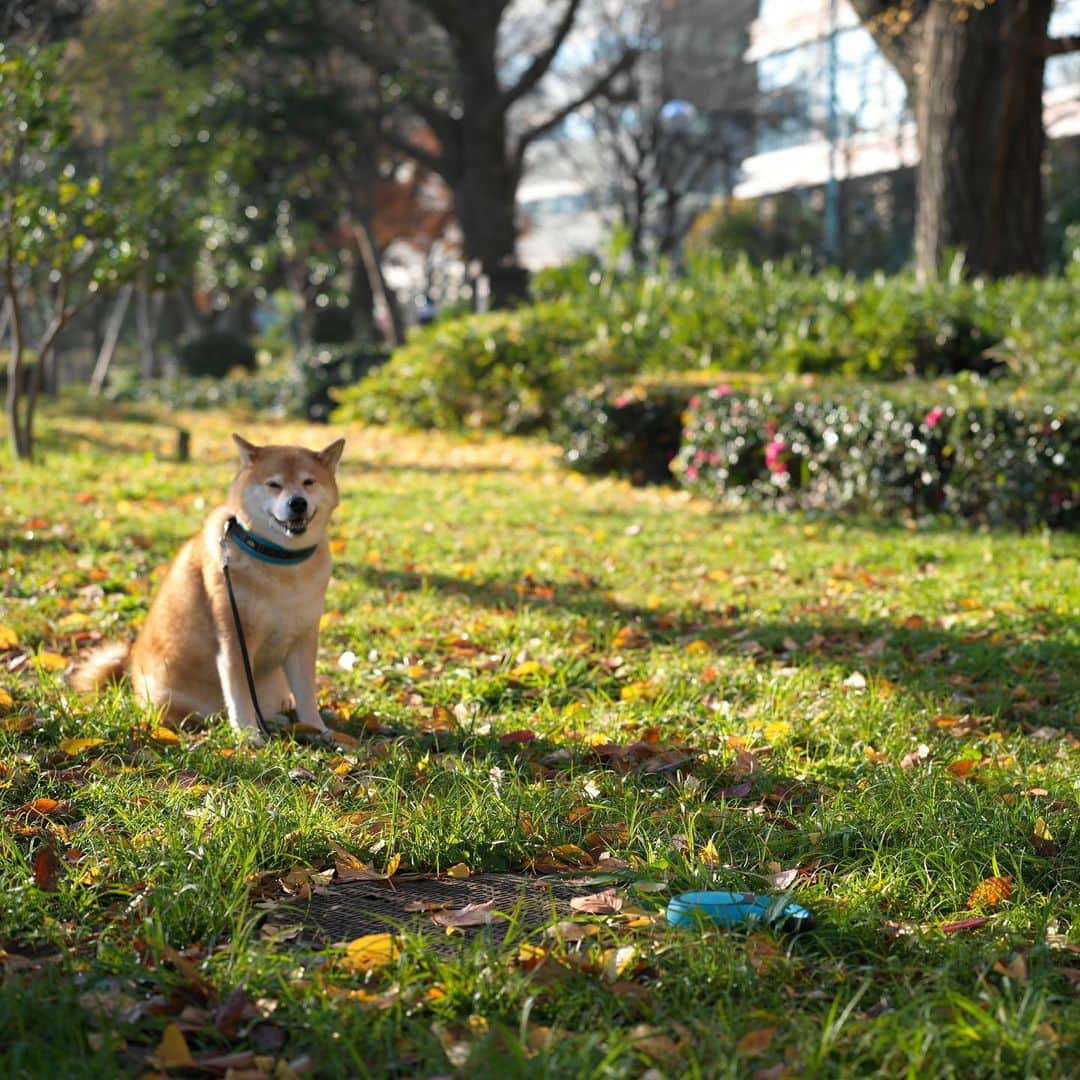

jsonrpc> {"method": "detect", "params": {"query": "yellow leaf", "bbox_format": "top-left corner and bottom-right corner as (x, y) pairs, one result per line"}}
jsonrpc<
(153, 1023), (194, 1069)
(32, 652), (68, 673)
(148, 726), (180, 746)
(446, 862), (471, 879)
(1033, 817), (1054, 842)
(0, 625), (18, 650)
(509, 660), (544, 680)
(763, 719), (792, 743)
(620, 679), (657, 702)
(58, 737), (106, 756)
(0, 688), (14, 714)
(684, 639), (710, 655)
(600, 944), (637, 982)
(384, 852), (402, 878)
(340, 933), (399, 973)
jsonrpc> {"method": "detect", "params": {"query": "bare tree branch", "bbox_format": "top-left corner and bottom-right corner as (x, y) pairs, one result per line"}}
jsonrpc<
(513, 47), (638, 172)
(502, 0), (584, 108)
(1042, 33), (1080, 57)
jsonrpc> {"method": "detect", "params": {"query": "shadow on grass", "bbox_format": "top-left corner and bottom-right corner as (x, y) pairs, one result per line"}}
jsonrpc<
(354, 565), (1080, 731)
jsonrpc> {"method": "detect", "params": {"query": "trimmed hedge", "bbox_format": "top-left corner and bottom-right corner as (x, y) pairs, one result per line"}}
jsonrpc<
(674, 387), (1077, 529)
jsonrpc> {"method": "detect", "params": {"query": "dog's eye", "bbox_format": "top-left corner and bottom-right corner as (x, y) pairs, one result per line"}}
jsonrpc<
(302, 478), (315, 488)
(266, 481), (283, 491)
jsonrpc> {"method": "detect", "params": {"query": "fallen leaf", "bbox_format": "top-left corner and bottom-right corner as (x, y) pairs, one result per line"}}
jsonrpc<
(968, 875), (1013, 911)
(768, 867), (799, 890)
(947, 758), (978, 779)
(333, 846), (384, 882)
(620, 679), (657, 702)
(340, 933), (399, 973)
(33, 844), (61, 892)
(601, 944), (637, 982)
(626, 1024), (683, 1063)
(15, 798), (62, 817)
(58, 737), (106, 756)
(569, 888), (623, 915)
(736, 1027), (777, 1057)
(900, 744), (930, 769)
(613, 626), (650, 650)
(153, 1023), (194, 1070)
(431, 900), (500, 928)
(445, 862), (471, 879)
(148, 726), (181, 746)
(32, 652), (68, 673)
(1031, 817), (1057, 857)
(0, 687), (14, 713)
(0, 625), (18, 650)
(993, 953), (1028, 981)
(499, 729), (536, 744)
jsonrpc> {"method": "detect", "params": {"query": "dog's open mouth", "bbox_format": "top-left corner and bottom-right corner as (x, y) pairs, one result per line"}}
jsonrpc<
(271, 511), (316, 537)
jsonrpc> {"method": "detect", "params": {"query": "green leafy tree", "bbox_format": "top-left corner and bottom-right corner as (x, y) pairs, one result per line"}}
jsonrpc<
(1, 44), (153, 460)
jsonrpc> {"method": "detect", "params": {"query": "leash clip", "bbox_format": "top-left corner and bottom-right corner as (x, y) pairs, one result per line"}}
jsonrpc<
(220, 518), (233, 568)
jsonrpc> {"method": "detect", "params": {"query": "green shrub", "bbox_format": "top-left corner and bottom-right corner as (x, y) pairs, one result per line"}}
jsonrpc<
(106, 370), (306, 416)
(331, 300), (629, 432)
(177, 330), (257, 378)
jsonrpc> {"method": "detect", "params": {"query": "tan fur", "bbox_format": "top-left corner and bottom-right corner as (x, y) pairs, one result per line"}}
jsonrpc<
(72, 434), (345, 744)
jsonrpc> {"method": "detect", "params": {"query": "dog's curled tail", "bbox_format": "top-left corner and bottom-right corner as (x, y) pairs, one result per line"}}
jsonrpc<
(70, 642), (130, 692)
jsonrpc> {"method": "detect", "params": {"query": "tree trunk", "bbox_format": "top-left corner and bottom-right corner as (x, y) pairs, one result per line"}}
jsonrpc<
(89, 284), (133, 395)
(913, 0), (1052, 277)
(454, 26), (529, 308)
(136, 284), (164, 380)
(852, 0), (1055, 278)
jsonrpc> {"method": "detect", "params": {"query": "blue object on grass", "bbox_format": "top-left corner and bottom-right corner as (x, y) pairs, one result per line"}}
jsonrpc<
(666, 891), (813, 932)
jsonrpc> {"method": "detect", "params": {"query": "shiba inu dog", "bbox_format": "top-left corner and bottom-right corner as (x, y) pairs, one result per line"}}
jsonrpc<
(72, 434), (345, 745)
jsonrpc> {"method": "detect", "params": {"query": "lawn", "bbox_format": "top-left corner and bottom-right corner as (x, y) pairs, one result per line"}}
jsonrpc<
(2, 405), (1078, 1078)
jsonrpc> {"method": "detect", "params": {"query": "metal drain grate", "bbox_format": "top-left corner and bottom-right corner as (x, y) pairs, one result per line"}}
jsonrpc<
(300, 873), (603, 953)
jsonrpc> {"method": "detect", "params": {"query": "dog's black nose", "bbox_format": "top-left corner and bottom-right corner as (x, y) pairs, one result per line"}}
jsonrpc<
(288, 496), (308, 516)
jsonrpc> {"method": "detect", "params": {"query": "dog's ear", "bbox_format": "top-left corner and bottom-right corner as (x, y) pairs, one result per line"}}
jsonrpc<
(232, 434), (261, 466)
(317, 437), (345, 472)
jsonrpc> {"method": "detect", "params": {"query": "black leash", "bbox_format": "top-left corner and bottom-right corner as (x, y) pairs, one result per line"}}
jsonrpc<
(220, 518), (271, 741)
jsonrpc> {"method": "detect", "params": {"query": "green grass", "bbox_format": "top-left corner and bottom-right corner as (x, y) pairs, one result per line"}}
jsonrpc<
(1, 405), (1078, 1078)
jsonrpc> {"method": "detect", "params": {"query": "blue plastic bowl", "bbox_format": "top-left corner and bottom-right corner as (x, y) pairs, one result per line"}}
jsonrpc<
(666, 890), (813, 932)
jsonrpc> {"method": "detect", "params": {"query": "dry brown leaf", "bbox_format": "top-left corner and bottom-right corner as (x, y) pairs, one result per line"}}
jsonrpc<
(431, 900), (500, 928)
(569, 888), (623, 915)
(736, 1027), (778, 1057)
(32, 843), (61, 892)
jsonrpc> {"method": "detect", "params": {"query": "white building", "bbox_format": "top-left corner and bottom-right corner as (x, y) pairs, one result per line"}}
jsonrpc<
(735, 0), (1080, 199)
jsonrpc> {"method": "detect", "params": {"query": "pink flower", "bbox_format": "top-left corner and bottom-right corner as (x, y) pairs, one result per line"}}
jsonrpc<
(707, 451), (722, 465)
(764, 420), (778, 438)
(765, 436), (789, 476)
(714, 384), (734, 397)
(689, 395), (701, 410)
(924, 406), (946, 429)
(613, 394), (633, 409)
(685, 466), (699, 481)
